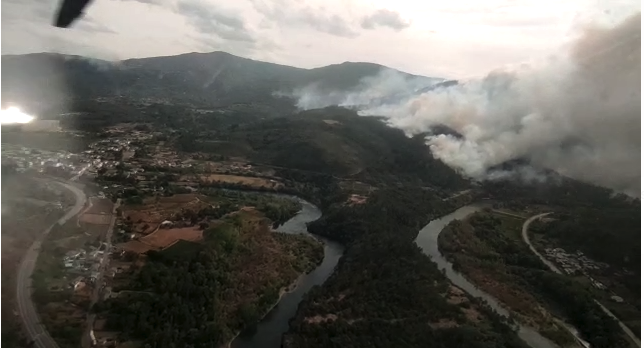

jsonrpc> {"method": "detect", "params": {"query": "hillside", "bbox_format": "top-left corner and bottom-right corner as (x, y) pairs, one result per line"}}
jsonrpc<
(1, 51), (440, 111)
(174, 106), (469, 191)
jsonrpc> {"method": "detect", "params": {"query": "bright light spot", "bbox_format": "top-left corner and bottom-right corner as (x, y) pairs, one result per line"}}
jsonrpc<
(1, 107), (35, 124)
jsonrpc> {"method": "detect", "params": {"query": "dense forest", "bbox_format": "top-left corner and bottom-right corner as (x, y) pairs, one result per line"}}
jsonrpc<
(283, 187), (529, 348)
(166, 107), (468, 191)
(439, 213), (629, 348)
(481, 167), (637, 211)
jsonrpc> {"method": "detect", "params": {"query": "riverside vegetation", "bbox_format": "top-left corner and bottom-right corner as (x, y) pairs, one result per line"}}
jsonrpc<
(439, 212), (628, 348)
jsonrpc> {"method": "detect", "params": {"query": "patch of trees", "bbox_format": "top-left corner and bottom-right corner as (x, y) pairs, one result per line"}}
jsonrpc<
(98, 250), (236, 347)
(199, 188), (302, 226)
(308, 187), (460, 244)
(522, 270), (626, 348)
(482, 173), (637, 211)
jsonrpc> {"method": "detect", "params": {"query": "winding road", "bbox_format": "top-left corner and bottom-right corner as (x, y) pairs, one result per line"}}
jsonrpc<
(522, 213), (641, 348)
(16, 180), (87, 348)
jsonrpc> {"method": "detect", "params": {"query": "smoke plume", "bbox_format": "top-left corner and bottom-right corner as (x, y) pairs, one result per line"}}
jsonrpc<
(291, 12), (642, 196)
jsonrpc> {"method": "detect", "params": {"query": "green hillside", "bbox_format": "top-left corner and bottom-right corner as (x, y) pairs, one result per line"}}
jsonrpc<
(1, 51), (440, 110)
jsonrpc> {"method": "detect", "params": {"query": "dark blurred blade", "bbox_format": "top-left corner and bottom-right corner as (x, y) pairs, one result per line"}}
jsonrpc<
(53, 0), (94, 28)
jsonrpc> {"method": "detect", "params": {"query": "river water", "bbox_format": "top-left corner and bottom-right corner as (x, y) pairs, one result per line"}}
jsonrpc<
(414, 204), (560, 348)
(232, 198), (345, 348)
(231, 197), (560, 348)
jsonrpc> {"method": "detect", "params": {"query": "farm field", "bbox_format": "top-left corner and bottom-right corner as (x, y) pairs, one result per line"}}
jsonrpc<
(116, 227), (204, 254)
(180, 174), (282, 189)
(122, 194), (211, 234)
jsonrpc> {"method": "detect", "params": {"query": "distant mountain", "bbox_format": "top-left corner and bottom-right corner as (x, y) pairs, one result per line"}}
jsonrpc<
(1, 51), (440, 110)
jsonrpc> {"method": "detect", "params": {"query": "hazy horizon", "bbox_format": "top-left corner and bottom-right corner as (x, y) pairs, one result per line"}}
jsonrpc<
(2, 0), (640, 78)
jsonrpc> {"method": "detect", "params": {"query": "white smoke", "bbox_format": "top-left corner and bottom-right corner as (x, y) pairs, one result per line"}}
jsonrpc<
(289, 12), (642, 197)
(282, 69), (444, 110)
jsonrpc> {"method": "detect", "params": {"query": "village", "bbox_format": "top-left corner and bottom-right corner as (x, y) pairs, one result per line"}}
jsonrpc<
(4, 122), (371, 348)
(63, 243), (108, 291)
(1, 143), (87, 176)
(22, 126), (272, 347)
(543, 247), (609, 276)
(541, 247), (629, 302)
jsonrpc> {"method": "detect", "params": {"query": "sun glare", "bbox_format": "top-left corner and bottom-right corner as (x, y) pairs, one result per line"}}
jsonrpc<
(1, 107), (35, 124)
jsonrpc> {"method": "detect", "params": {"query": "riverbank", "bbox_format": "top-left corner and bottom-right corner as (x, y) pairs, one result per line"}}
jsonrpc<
(230, 198), (345, 348)
(436, 212), (577, 347)
(223, 275), (303, 348)
(414, 204), (561, 348)
(436, 209), (629, 348)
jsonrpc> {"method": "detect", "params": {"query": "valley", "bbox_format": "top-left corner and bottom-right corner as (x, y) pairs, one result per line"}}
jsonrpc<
(1, 49), (639, 348)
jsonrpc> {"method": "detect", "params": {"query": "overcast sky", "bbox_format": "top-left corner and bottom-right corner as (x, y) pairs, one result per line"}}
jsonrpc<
(1, 0), (640, 77)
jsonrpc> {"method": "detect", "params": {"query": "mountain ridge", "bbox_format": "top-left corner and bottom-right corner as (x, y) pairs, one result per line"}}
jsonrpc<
(1, 50), (441, 110)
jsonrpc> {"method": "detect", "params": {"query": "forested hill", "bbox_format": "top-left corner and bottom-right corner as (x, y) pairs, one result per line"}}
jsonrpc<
(171, 106), (470, 192)
(1, 51), (441, 110)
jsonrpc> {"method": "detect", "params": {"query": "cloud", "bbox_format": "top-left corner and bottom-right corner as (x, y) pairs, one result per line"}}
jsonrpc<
(290, 11), (642, 197)
(112, 0), (166, 5)
(361, 9), (411, 31)
(2, 0), (641, 81)
(43, 32), (121, 59)
(75, 16), (117, 34)
(249, 0), (358, 38)
(176, 0), (256, 43)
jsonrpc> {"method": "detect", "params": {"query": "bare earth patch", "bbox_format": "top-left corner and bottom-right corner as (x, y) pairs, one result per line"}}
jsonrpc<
(445, 285), (468, 305)
(86, 198), (114, 214)
(304, 314), (338, 324)
(346, 194), (367, 206)
(139, 227), (203, 249)
(181, 174), (282, 189)
(117, 240), (158, 254)
(79, 213), (111, 225)
(123, 194), (212, 233)
(429, 319), (459, 329)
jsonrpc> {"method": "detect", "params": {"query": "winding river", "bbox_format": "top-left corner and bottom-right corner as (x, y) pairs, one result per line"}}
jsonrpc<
(414, 204), (561, 348)
(229, 197), (564, 348)
(232, 197), (345, 348)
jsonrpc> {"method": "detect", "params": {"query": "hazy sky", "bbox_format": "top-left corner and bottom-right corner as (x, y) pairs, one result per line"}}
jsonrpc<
(1, 0), (640, 77)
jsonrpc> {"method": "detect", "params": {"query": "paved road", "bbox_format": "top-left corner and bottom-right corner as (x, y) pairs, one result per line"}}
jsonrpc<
(16, 180), (87, 348)
(82, 199), (120, 348)
(522, 213), (641, 348)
